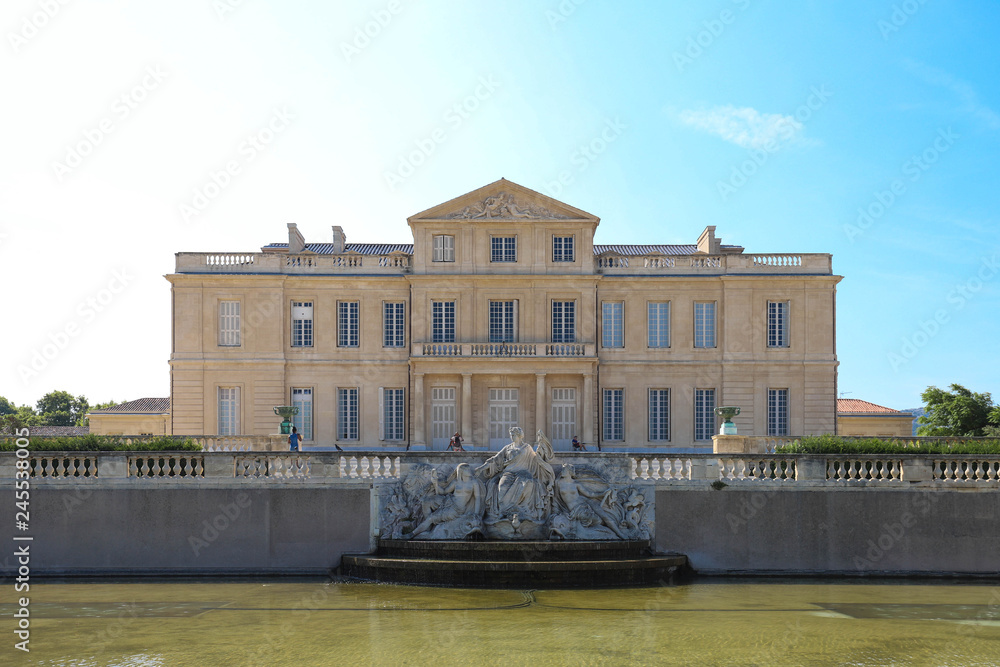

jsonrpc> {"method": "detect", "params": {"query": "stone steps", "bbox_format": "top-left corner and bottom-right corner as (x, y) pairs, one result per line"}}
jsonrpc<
(340, 540), (687, 588)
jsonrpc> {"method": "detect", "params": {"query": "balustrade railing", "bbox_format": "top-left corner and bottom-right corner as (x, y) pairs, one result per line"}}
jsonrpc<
(470, 343), (537, 357)
(7, 451), (999, 487)
(934, 458), (1000, 482)
(28, 455), (99, 479)
(417, 342), (593, 357)
(176, 252), (411, 275)
(235, 454), (311, 479)
(628, 453), (1000, 485)
(129, 455), (205, 478)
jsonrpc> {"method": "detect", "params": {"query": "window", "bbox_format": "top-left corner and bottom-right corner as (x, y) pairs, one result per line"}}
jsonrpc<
(694, 302), (716, 348)
(218, 387), (239, 435)
(767, 301), (790, 348)
(602, 301), (624, 348)
(291, 301), (313, 347)
(648, 302), (670, 348)
(291, 388), (312, 441)
(551, 301), (576, 343)
(218, 301), (240, 346)
(432, 301), (456, 343)
(338, 301), (359, 347)
(383, 302), (405, 348)
(490, 236), (517, 263)
(337, 388), (359, 440)
(694, 388), (716, 441)
(380, 388), (405, 441)
(432, 234), (455, 262)
(553, 236), (575, 262)
(489, 300), (517, 342)
(603, 389), (624, 441)
(768, 388), (789, 436)
(649, 389), (670, 441)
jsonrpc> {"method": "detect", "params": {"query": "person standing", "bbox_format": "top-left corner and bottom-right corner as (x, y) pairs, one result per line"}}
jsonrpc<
(447, 432), (464, 451)
(288, 426), (301, 452)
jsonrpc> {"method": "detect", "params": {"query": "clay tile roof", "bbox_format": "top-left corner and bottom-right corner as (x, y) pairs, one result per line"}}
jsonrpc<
(89, 398), (171, 415)
(21, 425), (90, 436)
(837, 399), (909, 415)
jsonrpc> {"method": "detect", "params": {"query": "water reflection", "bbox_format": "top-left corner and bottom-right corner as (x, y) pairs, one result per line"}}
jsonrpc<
(10, 580), (1000, 666)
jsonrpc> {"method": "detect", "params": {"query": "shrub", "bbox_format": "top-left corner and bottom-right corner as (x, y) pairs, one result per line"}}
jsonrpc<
(0, 435), (202, 452)
(776, 435), (1000, 455)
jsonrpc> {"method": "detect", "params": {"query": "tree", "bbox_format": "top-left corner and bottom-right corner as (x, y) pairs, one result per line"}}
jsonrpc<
(35, 390), (90, 427)
(0, 396), (16, 416)
(1, 405), (39, 433)
(917, 384), (995, 437)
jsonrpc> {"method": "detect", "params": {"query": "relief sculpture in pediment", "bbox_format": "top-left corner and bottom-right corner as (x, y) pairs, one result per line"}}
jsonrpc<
(446, 192), (570, 220)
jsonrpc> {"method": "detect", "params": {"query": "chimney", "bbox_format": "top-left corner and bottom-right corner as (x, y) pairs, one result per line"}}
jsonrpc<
(696, 226), (720, 254)
(287, 223), (305, 253)
(332, 226), (346, 254)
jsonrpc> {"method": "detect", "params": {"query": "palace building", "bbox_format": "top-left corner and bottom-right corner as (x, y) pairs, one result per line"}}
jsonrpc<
(166, 179), (841, 450)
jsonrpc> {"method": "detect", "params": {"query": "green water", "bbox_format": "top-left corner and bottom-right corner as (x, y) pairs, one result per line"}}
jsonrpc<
(6, 580), (1000, 666)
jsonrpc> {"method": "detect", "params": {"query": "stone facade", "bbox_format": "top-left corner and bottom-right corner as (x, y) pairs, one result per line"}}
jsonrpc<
(87, 398), (171, 436)
(167, 179), (841, 450)
(836, 398), (914, 437)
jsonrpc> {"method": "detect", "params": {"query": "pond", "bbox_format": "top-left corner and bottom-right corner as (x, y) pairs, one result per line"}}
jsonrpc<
(9, 579), (1000, 666)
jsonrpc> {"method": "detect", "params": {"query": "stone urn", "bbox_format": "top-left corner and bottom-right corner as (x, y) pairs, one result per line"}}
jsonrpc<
(273, 406), (299, 435)
(714, 406), (741, 435)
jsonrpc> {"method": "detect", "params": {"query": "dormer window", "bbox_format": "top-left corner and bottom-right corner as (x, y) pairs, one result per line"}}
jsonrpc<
(490, 236), (517, 263)
(432, 235), (455, 262)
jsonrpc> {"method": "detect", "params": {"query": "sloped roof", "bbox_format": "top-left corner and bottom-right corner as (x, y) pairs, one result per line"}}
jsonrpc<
(89, 398), (171, 415)
(19, 425), (90, 436)
(837, 399), (910, 415)
(594, 244), (744, 255)
(595, 244), (698, 256)
(263, 243), (414, 255)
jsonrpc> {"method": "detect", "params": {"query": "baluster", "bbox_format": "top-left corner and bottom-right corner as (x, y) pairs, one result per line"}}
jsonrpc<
(360, 456), (371, 478)
(383, 457), (392, 478)
(630, 458), (638, 479)
(349, 456), (359, 478)
(650, 459), (661, 480)
(339, 456), (347, 478)
(639, 459), (649, 479)
(394, 456), (401, 478)
(371, 457), (382, 478)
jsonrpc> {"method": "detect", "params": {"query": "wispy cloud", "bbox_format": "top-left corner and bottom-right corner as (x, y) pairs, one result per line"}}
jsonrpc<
(904, 60), (1000, 131)
(675, 105), (803, 149)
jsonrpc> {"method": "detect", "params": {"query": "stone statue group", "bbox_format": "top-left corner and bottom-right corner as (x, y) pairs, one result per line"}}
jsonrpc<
(380, 427), (652, 541)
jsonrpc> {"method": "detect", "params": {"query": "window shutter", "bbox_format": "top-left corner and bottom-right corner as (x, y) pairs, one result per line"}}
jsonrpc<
(378, 387), (385, 441)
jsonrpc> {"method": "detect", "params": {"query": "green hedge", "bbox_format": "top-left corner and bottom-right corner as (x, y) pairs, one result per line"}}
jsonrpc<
(776, 435), (1000, 455)
(0, 434), (202, 452)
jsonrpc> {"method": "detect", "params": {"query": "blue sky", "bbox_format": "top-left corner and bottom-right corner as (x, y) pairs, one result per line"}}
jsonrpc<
(2, 0), (998, 413)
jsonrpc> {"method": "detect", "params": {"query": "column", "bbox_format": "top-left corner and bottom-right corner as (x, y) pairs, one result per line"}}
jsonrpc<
(583, 372), (594, 447)
(461, 373), (472, 446)
(413, 373), (425, 446)
(535, 373), (546, 437)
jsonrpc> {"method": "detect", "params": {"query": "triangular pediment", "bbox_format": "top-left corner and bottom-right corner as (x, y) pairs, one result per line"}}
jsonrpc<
(408, 179), (599, 224)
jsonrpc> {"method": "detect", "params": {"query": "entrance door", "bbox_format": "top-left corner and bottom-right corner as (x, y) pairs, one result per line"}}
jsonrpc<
(430, 387), (456, 451)
(489, 388), (519, 449)
(551, 388), (576, 450)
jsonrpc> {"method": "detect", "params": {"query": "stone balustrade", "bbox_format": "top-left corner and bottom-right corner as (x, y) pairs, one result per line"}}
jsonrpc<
(595, 253), (832, 275)
(414, 342), (595, 357)
(176, 252), (412, 275)
(178, 251), (831, 276)
(628, 453), (1000, 486)
(5, 450), (999, 488)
